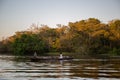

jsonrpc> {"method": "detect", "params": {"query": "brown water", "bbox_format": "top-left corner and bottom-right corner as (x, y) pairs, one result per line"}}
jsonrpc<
(0, 55), (120, 80)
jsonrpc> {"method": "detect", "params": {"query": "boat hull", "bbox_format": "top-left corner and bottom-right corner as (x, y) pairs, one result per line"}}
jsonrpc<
(30, 57), (73, 62)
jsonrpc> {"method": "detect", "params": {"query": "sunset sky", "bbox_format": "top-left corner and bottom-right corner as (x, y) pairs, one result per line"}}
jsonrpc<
(0, 0), (120, 40)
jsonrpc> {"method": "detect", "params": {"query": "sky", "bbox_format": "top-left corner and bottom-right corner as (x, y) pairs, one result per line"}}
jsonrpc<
(0, 0), (120, 40)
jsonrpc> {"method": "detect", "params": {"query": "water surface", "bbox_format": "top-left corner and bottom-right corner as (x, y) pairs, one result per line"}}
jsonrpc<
(0, 55), (120, 80)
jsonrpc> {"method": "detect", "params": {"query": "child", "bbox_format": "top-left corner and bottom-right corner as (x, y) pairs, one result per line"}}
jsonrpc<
(59, 52), (63, 59)
(34, 52), (37, 58)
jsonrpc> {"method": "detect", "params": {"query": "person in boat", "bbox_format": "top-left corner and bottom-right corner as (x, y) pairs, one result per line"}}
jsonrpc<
(59, 52), (63, 59)
(34, 52), (37, 58)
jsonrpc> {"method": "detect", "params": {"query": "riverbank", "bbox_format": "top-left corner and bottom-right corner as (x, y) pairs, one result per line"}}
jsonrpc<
(0, 52), (120, 61)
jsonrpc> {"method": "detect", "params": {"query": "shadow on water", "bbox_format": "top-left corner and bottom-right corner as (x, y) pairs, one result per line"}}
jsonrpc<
(0, 55), (120, 80)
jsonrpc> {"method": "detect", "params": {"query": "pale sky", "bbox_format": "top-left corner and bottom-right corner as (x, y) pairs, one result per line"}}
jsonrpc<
(0, 0), (120, 40)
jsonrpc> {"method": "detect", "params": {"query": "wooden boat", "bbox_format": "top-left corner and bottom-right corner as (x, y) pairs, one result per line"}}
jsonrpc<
(30, 56), (73, 62)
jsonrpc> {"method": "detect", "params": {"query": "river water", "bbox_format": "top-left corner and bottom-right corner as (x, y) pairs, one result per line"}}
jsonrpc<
(0, 55), (120, 80)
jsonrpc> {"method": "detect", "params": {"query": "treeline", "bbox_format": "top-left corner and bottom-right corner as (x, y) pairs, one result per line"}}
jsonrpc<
(0, 18), (120, 56)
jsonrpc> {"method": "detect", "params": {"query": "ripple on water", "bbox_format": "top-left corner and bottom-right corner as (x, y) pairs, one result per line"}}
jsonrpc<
(0, 58), (120, 80)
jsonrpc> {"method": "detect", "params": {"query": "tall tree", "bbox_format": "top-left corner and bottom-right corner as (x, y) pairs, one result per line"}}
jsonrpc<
(12, 34), (48, 56)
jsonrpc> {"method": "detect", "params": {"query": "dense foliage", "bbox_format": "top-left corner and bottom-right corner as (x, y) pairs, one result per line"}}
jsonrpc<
(12, 34), (48, 56)
(0, 18), (120, 56)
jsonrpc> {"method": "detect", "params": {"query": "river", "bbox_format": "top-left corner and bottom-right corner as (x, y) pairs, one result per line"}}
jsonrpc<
(0, 55), (120, 80)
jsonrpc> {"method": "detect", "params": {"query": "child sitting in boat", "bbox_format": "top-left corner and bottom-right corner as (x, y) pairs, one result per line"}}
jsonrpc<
(34, 52), (37, 58)
(59, 52), (63, 59)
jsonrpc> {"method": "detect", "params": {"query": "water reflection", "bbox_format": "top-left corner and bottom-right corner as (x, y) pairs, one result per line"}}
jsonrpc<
(0, 56), (120, 80)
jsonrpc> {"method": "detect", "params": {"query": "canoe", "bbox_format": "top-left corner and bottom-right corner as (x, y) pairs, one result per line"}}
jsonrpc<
(30, 57), (73, 62)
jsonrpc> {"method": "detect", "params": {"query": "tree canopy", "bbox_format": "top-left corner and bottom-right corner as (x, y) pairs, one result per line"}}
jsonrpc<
(0, 18), (120, 56)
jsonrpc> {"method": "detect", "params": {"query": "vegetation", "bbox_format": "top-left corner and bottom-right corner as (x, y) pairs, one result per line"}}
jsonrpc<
(12, 34), (48, 56)
(0, 18), (120, 56)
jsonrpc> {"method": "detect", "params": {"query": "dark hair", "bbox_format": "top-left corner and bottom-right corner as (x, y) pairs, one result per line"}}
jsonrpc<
(60, 51), (62, 54)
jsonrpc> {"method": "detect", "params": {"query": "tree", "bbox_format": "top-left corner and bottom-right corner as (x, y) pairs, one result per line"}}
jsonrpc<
(12, 34), (48, 56)
(1, 18), (120, 56)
